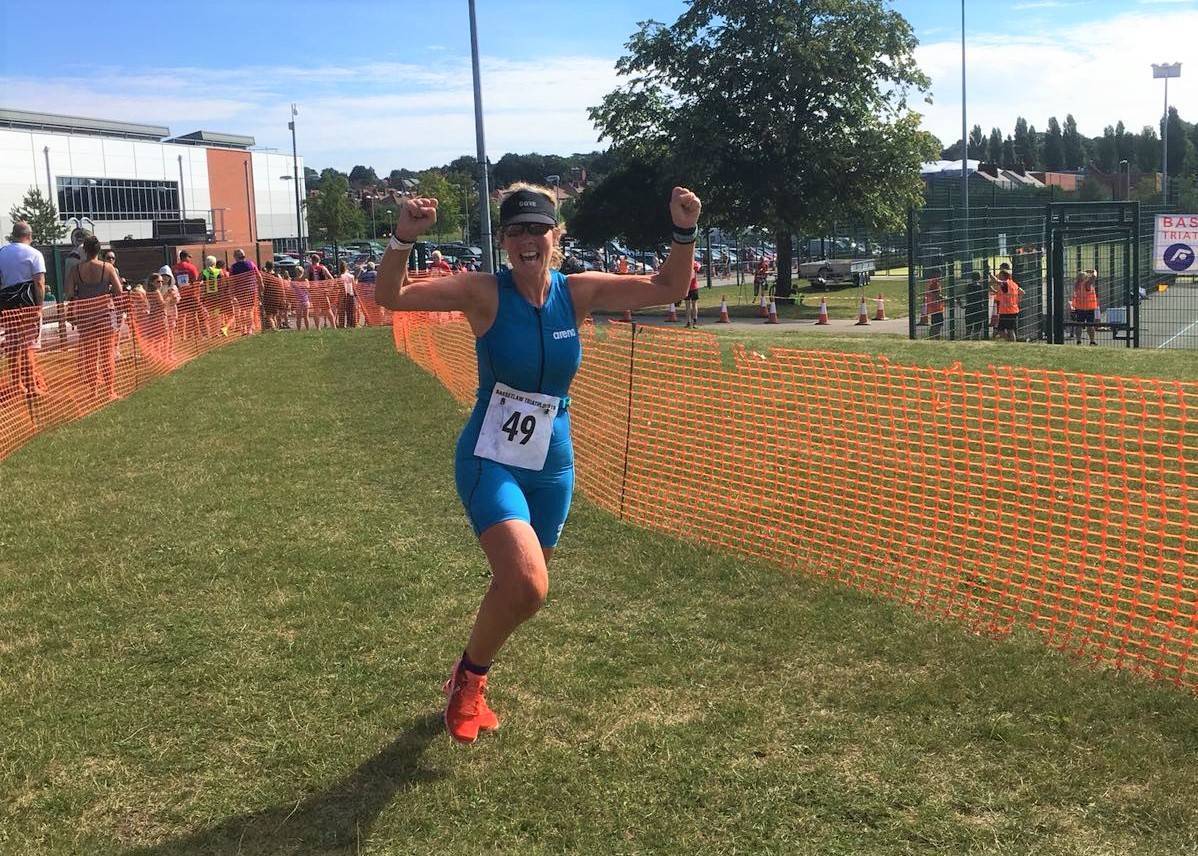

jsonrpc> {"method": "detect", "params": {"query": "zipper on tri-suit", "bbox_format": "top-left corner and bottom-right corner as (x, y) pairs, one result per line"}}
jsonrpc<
(534, 306), (545, 393)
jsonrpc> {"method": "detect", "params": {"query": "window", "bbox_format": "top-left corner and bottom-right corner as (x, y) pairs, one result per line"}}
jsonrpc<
(56, 176), (181, 221)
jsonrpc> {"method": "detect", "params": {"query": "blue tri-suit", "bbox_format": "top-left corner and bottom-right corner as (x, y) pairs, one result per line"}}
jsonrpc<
(454, 267), (582, 547)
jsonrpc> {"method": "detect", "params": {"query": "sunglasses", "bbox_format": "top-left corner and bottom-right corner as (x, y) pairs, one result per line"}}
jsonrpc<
(501, 222), (553, 238)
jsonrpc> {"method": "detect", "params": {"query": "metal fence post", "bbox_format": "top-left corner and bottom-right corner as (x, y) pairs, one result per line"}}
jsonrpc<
(907, 206), (916, 340)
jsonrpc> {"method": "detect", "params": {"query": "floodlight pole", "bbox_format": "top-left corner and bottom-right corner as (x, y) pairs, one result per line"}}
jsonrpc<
(1153, 63), (1181, 204)
(468, 0), (494, 273)
(289, 103), (304, 255)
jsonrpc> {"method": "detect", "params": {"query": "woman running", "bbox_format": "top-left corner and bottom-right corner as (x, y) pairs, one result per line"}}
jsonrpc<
(376, 183), (702, 743)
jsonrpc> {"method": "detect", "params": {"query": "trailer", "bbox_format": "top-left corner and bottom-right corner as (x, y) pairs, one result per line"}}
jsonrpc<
(799, 257), (875, 287)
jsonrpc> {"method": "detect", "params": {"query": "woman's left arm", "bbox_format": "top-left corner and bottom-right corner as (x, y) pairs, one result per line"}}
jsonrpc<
(570, 187), (702, 317)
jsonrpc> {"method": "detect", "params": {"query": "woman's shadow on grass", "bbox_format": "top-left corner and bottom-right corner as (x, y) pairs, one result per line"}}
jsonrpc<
(126, 712), (444, 856)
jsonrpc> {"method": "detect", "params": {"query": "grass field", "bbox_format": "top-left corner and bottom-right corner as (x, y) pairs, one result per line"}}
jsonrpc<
(697, 328), (1198, 382)
(2, 327), (1197, 855)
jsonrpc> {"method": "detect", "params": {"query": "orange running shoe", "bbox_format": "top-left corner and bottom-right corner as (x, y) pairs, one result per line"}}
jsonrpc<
(443, 662), (500, 744)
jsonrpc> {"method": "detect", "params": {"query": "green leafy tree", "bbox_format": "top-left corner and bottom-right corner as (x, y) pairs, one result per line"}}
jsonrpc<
(589, 0), (937, 296)
(1013, 117), (1035, 168)
(1164, 107), (1187, 178)
(987, 128), (1003, 164)
(1062, 114), (1085, 169)
(9, 185), (67, 243)
(1043, 117), (1064, 171)
(1136, 126), (1160, 173)
(348, 165), (379, 187)
(967, 125), (986, 160)
(1001, 136), (1016, 169)
(8, 187), (67, 244)
(308, 174), (364, 245)
(1115, 121), (1133, 165)
(569, 157), (677, 249)
(415, 171), (463, 239)
(1096, 126), (1118, 172)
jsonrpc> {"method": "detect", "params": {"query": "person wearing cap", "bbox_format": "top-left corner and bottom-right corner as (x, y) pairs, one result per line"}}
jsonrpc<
(376, 181), (702, 744)
(989, 262), (1024, 342)
(0, 221), (47, 399)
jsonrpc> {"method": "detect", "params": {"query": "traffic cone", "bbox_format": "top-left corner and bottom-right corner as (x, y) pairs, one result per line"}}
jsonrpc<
(919, 297), (929, 326)
(621, 308), (633, 323)
(815, 297), (829, 325)
(665, 302), (678, 322)
(873, 294), (887, 321)
(717, 297), (730, 323)
(758, 293), (769, 318)
(854, 297), (870, 326)
(766, 299), (779, 324)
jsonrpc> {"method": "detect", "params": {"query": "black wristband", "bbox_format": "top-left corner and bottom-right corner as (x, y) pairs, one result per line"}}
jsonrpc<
(672, 223), (697, 237)
(672, 231), (697, 244)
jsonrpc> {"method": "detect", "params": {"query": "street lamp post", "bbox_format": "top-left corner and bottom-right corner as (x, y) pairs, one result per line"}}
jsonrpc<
(961, 0), (969, 277)
(177, 154), (186, 218)
(1152, 62), (1181, 204)
(1119, 159), (1130, 200)
(468, 0), (494, 273)
(288, 103), (304, 255)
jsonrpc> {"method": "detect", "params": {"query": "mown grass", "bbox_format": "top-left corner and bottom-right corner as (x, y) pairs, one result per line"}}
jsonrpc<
(1, 327), (1196, 855)
(701, 329), (1198, 382)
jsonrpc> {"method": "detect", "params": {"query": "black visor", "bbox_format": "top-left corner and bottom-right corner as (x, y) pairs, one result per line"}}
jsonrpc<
(499, 190), (557, 227)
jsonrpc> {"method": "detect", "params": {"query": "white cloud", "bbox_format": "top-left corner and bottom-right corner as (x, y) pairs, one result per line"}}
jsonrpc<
(915, 9), (1198, 146)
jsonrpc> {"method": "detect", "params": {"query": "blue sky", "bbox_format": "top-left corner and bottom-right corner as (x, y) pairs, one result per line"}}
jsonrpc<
(1, 0), (1195, 171)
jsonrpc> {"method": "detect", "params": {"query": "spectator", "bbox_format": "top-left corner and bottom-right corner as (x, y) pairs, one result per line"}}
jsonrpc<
(142, 272), (168, 346)
(305, 252), (332, 282)
(230, 248), (262, 335)
(753, 258), (769, 299)
(965, 270), (987, 339)
(429, 250), (452, 274)
(65, 235), (122, 401)
(924, 267), (945, 338)
(989, 262), (1024, 342)
(616, 255), (630, 275)
(685, 259), (700, 328)
(357, 261), (377, 284)
(0, 221), (47, 399)
(338, 260), (357, 328)
(103, 249), (117, 267)
(159, 265), (180, 348)
(174, 250), (200, 286)
(1071, 268), (1100, 345)
(291, 263), (312, 331)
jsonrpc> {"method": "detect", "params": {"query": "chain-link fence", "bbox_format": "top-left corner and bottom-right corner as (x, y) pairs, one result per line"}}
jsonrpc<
(909, 201), (1198, 350)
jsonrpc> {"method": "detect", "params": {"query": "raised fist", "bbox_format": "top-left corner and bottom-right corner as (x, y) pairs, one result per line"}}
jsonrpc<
(670, 187), (701, 229)
(393, 195), (438, 241)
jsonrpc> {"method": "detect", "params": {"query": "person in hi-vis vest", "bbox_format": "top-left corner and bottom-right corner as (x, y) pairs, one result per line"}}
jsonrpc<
(989, 262), (1024, 342)
(1071, 269), (1100, 345)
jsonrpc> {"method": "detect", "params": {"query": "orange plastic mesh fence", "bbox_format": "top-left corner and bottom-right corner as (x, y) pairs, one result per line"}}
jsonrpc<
(0, 271), (263, 461)
(393, 311), (1198, 691)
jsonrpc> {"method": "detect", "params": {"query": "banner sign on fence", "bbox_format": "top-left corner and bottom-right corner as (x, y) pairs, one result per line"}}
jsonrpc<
(1153, 214), (1198, 273)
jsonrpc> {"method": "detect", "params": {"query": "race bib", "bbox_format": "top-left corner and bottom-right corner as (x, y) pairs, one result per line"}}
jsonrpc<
(473, 382), (559, 471)
(176, 273), (190, 285)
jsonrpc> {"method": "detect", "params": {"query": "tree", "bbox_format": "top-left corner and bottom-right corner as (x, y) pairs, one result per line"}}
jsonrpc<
(415, 170), (463, 239)
(1013, 117), (1034, 168)
(589, 0), (937, 297)
(307, 174), (364, 246)
(1026, 124), (1040, 169)
(1001, 136), (1016, 169)
(9, 187), (67, 244)
(1096, 126), (1118, 172)
(303, 166), (319, 187)
(987, 127), (1002, 164)
(568, 157), (677, 249)
(319, 167), (348, 189)
(1043, 117), (1064, 171)
(1165, 107), (1187, 178)
(968, 124), (986, 160)
(348, 165), (379, 187)
(1115, 121), (1133, 165)
(1062, 114), (1085, 169)
(1136, 126), (1160, 173)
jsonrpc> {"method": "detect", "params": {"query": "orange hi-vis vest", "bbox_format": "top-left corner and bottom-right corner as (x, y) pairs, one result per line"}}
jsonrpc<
(996, 280), (1020, 314)
(1072, 281), (1099, 311)
(925, 279), (944, 314)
